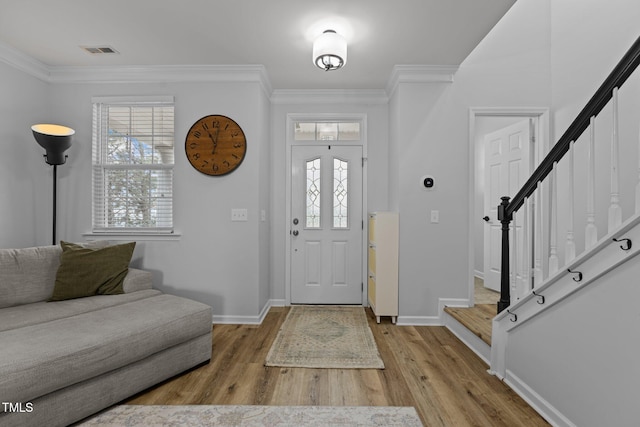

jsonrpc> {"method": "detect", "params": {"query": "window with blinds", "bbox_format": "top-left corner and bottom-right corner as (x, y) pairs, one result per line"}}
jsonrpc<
(92, 96), (174, 233)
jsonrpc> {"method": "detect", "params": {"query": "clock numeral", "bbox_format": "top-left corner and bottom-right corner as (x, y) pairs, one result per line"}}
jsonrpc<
(190, 142), (198, 149)
(233, 142), (243, 149)
(212, 120), (220, 128)
(232, 153), (239, 160)
(193, 131), (201, 139)
(201, 160), (209, 167)
(192, 153), (200, 160)
(212, 163), (219, 172)
(230, 131), (240, 138)
(202, 122), (209, 131)
(223, 160), (230, 168)
(225, 123), (229, 130)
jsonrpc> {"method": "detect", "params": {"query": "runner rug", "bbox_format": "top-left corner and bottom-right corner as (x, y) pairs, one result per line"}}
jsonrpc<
(79, 405), (423, 426)
(265, 305), (384, 369)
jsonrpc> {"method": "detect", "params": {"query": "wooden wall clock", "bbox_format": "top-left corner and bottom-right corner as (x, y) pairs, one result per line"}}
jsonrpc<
(185, 115), (247, 176)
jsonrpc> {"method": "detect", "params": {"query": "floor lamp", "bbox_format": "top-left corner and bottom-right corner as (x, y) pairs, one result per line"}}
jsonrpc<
(31, 124), (75, 245)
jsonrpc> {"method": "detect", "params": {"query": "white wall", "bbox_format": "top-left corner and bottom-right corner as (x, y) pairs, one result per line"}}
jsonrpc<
(389, 0), (552, 321)
(507, 255), (640, 426)
(0, 61), (51, 248)
(43, 79), (270, 321)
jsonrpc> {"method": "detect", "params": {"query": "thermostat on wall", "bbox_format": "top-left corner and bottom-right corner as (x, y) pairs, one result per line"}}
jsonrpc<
(420, 175), (435, 190)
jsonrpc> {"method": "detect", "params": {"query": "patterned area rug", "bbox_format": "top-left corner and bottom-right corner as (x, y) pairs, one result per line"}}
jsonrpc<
(79, 405), (423, 426)
(265, 306), (384, 369)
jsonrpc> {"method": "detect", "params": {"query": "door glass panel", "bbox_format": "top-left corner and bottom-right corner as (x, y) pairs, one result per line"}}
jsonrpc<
(333, 158), (348, 228)
(294, 121), (360, 141)
(338, 122), (360, 140)
(317, 123), (338, 141)
(295, 123), (316, 140)
(306, 158), (321, 228)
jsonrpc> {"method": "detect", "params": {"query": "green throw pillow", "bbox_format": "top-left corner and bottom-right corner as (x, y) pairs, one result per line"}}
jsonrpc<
(50, 241), (136, 301)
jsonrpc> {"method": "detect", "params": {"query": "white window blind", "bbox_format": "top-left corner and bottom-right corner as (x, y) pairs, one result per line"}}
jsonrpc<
(92, 96), (175, 233)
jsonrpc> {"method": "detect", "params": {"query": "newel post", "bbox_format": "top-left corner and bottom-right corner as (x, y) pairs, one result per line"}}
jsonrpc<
(497, 196), (512, 314)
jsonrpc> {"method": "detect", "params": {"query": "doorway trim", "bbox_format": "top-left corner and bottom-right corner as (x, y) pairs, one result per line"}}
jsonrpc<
(467, 107), (550, 306)
(285, 113), (368, 306)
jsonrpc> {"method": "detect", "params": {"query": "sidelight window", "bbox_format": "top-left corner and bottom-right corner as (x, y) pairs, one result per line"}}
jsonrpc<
(306, 158), (321, 228)
(333, 158), (349, 228)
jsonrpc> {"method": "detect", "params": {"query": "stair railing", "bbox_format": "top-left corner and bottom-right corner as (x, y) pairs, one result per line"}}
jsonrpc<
(497, 35), (640, 313)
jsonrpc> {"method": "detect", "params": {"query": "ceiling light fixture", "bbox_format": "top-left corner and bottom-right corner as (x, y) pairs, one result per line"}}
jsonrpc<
(313, 30), (347, 71)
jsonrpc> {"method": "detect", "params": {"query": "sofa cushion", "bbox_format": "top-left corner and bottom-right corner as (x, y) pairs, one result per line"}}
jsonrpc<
(50, 241), (136, 301)
(0, 294), (212, 404)
(0, 289), (162, 332)
(0, 242), (112, 308)
(0, 245), (61, 308)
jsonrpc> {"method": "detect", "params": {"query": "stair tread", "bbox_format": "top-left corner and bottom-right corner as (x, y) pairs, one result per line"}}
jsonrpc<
(444, 304), (495, 346)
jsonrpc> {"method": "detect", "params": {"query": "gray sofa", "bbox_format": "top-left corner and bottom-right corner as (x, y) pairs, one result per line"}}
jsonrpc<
(0, 244), (212, 427)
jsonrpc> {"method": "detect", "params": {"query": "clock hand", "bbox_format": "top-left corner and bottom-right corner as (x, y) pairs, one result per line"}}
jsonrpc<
(206, 128), (219, 155)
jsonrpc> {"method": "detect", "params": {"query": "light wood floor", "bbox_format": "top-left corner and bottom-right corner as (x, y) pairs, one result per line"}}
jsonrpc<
(125, 307), (548, 426)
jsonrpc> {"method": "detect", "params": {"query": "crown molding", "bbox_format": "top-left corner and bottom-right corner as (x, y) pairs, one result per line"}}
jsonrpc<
(50, 64), (272, 95)
(1, 41), (455, 102)
(271, 89), (388, 105)
(0, 42), (50, 81)
(386, 65), (458, 97)
(0, 42), (273, 95)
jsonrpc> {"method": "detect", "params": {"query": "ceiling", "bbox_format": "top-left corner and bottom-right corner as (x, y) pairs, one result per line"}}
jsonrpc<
(0, 0), (515, 90)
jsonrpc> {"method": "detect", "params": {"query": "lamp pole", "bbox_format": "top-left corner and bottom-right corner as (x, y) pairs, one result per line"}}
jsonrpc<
(52, 164), (58, 245)
(31, 124), (74, 246)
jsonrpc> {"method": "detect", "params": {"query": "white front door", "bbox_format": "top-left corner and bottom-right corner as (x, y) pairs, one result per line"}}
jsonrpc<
(290, 145), (363, 304)
(483, 119), (532, 292)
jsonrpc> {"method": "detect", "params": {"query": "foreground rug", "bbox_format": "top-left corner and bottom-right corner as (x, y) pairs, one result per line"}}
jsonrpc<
(265, 306), (384, 369)
(79, 405), (423, 426)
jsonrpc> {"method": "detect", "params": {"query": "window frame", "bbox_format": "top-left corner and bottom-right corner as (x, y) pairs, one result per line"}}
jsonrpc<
(90, 95), (176, 236)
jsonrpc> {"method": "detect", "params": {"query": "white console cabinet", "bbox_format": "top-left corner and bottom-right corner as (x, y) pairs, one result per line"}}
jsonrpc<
(367, 212), (399, 324)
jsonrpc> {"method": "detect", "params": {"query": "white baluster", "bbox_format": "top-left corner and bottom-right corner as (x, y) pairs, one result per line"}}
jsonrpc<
(609, 87), (622, 232)
(548, 162), (559, 275)
(521, 196), (530, 298)
(565, 141), (576, 263)
(533, 182), (543, 286)
(585, 116), (598, 249)
(636, 120), (640, 213)
(511, 214), (518, 304)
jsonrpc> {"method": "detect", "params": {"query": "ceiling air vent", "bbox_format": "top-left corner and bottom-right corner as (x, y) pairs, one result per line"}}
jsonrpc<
(81, 46), (119, 55)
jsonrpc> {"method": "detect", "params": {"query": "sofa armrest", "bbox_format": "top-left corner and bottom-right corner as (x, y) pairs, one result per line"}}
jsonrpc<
(123, 268), (153, 293)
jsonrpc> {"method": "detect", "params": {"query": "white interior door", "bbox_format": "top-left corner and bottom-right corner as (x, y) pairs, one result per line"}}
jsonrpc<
(483, 119), (532, 292)
(290, 145), (363, 304)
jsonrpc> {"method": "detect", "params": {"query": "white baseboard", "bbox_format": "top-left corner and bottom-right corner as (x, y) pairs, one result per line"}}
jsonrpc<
(212, 314), (263, 324)
(213, 299), (285, 325)
(474, 270), (484, 280)
(396, 315), (441, 326)
(394, 298), (472, 326)
(438, 298), (471, 319)
(505, 370), (575, 427)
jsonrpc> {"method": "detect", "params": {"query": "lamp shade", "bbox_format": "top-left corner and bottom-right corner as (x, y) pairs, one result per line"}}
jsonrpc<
(32, 124), (75, 165)
(313, 30), (347, 71)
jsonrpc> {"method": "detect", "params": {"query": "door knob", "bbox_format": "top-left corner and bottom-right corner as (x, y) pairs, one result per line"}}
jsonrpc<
(293, 218), (299, 225)
(483, 216), (490, 222)
(292, 230), (299, 236)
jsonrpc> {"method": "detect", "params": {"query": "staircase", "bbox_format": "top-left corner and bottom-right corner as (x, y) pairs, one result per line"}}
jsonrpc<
(450, 36), (640, 426)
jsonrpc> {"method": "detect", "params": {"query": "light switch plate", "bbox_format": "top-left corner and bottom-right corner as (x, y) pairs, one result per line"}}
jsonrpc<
(231, 209), (248, 221)
(430, 210), (439, 223)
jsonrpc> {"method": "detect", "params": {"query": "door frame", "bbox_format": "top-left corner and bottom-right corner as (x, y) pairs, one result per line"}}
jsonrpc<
(468, 107), (550, 306)
(285, 113), (368, 306)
